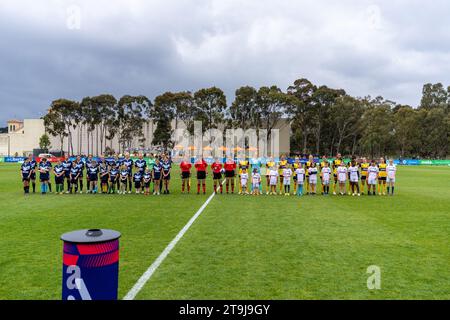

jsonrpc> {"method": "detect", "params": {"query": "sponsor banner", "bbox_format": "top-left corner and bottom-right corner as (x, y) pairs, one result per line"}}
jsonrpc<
(4, 157), (26, 163)
(395, 159), (420, 166)
(420, 160), (450, 166)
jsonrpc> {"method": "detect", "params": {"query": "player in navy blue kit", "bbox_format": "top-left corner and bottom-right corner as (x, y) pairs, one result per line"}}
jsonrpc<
(99, 162), (109, 194)
(109, 166), (119, 194)
(27, 155), (37, 193)
(20, 158), (33, 194)
(87, 160), (99, 194)
(133, 171), (143, 194)
(62, 156), (72, 193)
(161, 154), (172, 194)
(53, 160), (65, 194)
(38, 158), (52, 195)
(123, 153), (134, 194)
(119, 165), (129, 195)
(69, 161), (80, 194)
(75, 156), (85, 194)
(85, 155), (94, 193)
(143, 168), (152, 195)
(152, 158), (162, 195)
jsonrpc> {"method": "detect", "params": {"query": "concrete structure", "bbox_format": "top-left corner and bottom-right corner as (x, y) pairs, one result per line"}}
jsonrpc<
(0, 119), (47, 156)
(0, 118), (291, 157)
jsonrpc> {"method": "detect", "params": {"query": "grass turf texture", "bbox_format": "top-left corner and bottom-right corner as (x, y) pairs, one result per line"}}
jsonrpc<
(0, 163), (449, 300)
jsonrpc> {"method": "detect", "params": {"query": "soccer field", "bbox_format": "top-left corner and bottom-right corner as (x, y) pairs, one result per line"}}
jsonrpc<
(0, 163), (449, 300)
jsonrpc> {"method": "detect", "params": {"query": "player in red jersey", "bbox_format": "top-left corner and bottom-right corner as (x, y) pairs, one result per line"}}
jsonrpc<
(194, 158), (208, 195)
(180, 158), (192, 194)
(223, 157), (237, 194)
(211, 158), (224, 194)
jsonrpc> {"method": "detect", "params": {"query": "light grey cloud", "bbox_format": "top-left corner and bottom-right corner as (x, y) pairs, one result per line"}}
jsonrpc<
(1, 0), (450, 124)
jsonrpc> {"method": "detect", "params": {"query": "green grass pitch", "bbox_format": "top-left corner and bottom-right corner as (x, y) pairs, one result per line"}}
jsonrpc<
(0, 163), (449, 300)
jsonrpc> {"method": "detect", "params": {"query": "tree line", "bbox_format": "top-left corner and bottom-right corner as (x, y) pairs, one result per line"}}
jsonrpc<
(42, 78), (450, 158)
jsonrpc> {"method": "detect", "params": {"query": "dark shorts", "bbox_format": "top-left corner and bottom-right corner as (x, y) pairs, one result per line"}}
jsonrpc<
(71, 178), (78, 184)
(153, 174), (161, 181)
(144, 182), (151, 188)
(22, 174), (30, 182)
(89, 175), (98, 182)
(225, 170), (235, 178)
(361, 176), (367, 181)
(181, 172), (190, 179)
(197, 171), (206, 180)
(55, 177), (64, 184)
(110, 177), (117, 184)
(163, 172), (171, 180)
(213, 172), (222, 180)
(101, 177), (109, 183)
(135, 182), (141, 188)
(30, 172), (36, 180)
(293, 175), (298, 181)
(379, 177), (387, 182)
(40, 174), (49, 182)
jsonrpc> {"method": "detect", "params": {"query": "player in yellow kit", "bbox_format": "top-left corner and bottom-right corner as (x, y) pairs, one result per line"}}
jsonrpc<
(238, 158), (250, 194)
(292, 157), (301, 195)
(360, 157), (369, 195)
(265, 158), (276, 195)
(278, 155), (288, 195)
(332, 153), (343, 195)
(377, 157), (388, 195)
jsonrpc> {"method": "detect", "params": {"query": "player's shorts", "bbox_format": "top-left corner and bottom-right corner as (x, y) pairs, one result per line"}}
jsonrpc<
(127, 170), (133, 177)
(70, 178), (78, 184)
(293, 175), (297, 181)
(241, 180), (248, 187)
(309, 176), (317, 184)
(153, 174), (161, 181)
(252, 183), (260, 189)
(225, 170), (235, 178)
(379, 176), (387, 182)
(101, 176), (109, 183)
(387, 177), (395, 183)
(197, 171), (206, 180)
(338, 178), (347, 184)
(322, 179), (330, 186)
(283, 179), (291, 186)
(181, 172), (190, 179)
(334, 174), (338, 180)
(40, 174), (49, 182)
(22, 174), (30, 182)
(361, 175), (367, 181)
(110, 177), (117, 184)
(89, 175), (98, 182)
(144, 181), (151, 188)
(270, 177), (277, 186)
(213, 172), (222, 180)
(30, 172), (36, 180)
(135, 182), (141, 189)
(55, 176), (64, 184)
(297, 180), (305, 185)
(163, 172), (171, 180)
(350, 177), (359, 183)
(368, 177), (377, 185)
(64, 172), (71, 179)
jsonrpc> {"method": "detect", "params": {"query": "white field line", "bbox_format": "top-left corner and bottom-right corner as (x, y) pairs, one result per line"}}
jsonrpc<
(123, 180), (225, 300)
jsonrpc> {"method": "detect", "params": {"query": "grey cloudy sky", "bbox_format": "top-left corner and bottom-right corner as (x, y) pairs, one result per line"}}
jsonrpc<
(1, 0), (450, 124)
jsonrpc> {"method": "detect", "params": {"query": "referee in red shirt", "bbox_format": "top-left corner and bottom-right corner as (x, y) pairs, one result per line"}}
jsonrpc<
(194, 158), (208, 195)
(224, 157), (237, 194)
(180, 158), (192, 194)
(211, 158), (224, 194)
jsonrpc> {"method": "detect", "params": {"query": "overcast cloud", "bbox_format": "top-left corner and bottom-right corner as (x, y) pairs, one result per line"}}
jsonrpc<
(1, 0), (450, 124)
